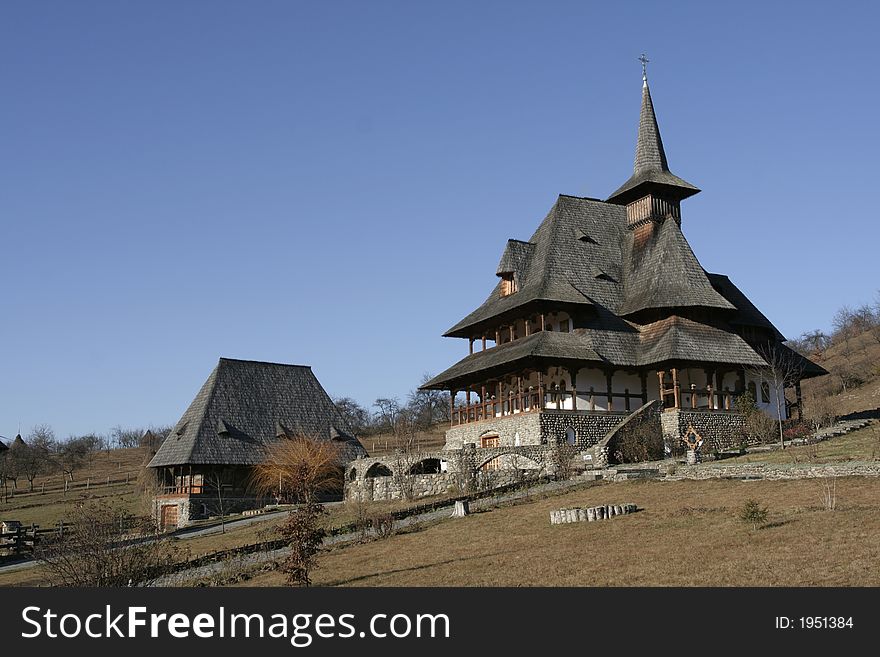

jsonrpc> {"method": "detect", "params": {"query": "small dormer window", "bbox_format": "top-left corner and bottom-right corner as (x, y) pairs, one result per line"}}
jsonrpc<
(500, 273), (517, 297)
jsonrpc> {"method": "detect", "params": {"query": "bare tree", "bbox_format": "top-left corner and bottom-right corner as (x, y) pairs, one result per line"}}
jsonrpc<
(56, 437), (90, 482)
(33, 501), (183, 586)
(372, 398), (402, 436)
(748, 344), (806, 449)
(407, 374), (453, 428)
(250, 435), (343, 587)
(17, 427), (55, 492)
(332, 397), (371, 435)
(203, 468), (229, 534)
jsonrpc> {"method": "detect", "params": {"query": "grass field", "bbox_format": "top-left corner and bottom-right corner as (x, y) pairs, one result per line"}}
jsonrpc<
(724, 424), (880, 465)
(0, 493), (449, 586)
(0, 447), (149, 525)
(239, 475), (880, 587)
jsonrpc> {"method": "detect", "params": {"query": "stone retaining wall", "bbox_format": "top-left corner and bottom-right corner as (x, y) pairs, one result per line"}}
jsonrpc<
(661, 409), (746, 451)
(667, 462), (880, 481)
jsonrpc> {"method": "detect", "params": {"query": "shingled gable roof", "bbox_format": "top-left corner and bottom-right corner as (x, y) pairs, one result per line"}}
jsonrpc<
(618, 217), (736, 316)
(444, 195), (626, 338)
(148, 358), (366, 468)
(607, 78), (699, 205)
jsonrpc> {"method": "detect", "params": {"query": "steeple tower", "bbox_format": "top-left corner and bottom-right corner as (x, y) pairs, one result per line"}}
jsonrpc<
(607, 61), (699, 228)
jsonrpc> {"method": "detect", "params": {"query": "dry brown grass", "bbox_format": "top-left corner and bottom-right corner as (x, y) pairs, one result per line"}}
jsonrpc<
(237, 476), (880, 587)
(363, 427), (447, 457)
(724, 424), (880, 465)
(0, 448), (149, 525)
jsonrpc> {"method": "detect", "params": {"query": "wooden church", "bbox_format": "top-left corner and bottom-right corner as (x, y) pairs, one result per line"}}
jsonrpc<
(422, 69), (824, 453)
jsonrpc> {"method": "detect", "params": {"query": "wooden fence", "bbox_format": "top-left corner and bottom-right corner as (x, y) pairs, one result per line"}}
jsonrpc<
(0, 522), (72, 560)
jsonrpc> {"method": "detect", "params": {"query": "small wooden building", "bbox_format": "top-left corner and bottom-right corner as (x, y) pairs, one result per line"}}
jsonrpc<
(422, 71), (825, 456)
(148, 358), (367, 529)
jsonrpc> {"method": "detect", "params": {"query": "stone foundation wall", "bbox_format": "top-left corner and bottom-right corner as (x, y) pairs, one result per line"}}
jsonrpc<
(344, 469), (529, 503)
(444, 413), (542, 449)
(539, 411), (628, 448)
(668, 462), (880, 481)
(661, 410), (746, 451)
(152, 496), (264, 529)
(444, 410), (629, 450)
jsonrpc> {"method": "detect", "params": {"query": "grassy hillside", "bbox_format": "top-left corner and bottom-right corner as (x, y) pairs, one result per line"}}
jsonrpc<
(800, 330), (880, 418)
(240, 475), (880, 587)
(0, 447), (150, 525)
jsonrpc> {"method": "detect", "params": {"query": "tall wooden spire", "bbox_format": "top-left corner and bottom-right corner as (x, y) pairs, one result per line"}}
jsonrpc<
(607, 69), (700, 225)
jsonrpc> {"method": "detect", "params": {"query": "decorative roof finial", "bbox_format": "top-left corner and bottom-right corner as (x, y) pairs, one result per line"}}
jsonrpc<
(638, 53), (649, 85)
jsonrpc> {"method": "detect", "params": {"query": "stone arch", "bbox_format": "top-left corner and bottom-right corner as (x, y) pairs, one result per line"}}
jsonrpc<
(365, 462), (393, 478)
(409, 458), (442, 475)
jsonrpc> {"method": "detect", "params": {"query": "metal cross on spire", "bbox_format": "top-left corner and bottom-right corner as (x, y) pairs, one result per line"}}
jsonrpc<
(638, 53), (649, 82)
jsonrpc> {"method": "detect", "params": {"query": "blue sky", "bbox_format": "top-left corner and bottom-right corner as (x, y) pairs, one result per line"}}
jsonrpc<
(2, 1), (878, 440)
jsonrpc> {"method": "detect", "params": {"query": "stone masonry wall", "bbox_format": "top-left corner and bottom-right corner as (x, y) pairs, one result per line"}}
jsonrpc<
(444, 410), (629, 450)
(661, 409), (746, 452)
(344, 468), (530, 503)
(540, 411), (628, 449)
(444, 412), (542, 449)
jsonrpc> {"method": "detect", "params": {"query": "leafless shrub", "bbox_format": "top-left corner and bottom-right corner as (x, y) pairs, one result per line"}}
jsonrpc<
(819, 478), (837, 512)
(33, 501), (184, 586)
(551, 441), (579, 480)
(371, 512), (395, 539)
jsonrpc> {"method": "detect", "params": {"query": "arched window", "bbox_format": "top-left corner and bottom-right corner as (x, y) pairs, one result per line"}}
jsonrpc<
(565, 427), (576, 446)
(348, 467), (357, 482)
(761, 381), (771, 404)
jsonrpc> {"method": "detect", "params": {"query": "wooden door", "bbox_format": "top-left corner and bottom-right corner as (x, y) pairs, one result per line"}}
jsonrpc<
(160, 504), (179, 531)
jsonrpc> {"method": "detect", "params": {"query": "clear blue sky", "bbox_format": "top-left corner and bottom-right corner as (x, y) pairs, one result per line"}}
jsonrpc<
(2, 1), (878, 440)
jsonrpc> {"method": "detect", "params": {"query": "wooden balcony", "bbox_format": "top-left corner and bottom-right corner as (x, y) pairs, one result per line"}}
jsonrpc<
(451, 387), (646, 426)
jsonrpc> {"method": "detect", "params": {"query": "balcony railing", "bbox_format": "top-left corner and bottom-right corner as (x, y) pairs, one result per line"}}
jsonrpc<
(451, 387), (647, 425)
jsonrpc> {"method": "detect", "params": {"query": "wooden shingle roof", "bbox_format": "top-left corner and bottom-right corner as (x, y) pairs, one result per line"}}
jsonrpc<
(148, 358), (366, 468)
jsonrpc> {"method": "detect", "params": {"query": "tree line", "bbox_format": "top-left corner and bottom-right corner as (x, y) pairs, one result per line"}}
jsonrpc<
(332, 373), (458, 440)
(0, 423), (171, 502)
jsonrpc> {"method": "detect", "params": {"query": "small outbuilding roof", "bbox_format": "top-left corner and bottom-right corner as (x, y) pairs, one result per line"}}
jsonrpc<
(148, 358), (367, 468)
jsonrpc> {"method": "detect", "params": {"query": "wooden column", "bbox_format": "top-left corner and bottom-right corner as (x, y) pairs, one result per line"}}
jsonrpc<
(589, 387), (595, 411)
(481, 384), (487, 419)
(525, 318), (531, 337)
(450, 389), (457, 426)
(510, 325), (515, 342)
(640, 371), (648, 405)
(605, 370), (614, 412)
(497, 381), (503, 416)
(469, 338), (474, 355)
(538, 370), (544, 409)
(495, 328), (501, 345)
(567, 367), (578, 411)
(517, 375), (523, 412)
(540, 313), (546, 331)
(482, 335), (487, 351)
(704, 368), (715, 410)
(738, 369), (746, 394)
(672, 368), (680, 409)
